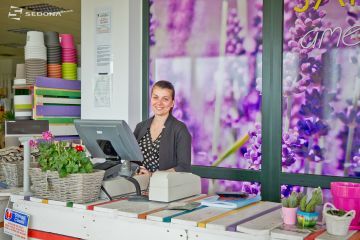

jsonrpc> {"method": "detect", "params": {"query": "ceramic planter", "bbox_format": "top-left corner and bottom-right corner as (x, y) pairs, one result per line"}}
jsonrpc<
(282, 207), (298, 225)
(323, 202), (356, 236)
(297, 210), (318, 228)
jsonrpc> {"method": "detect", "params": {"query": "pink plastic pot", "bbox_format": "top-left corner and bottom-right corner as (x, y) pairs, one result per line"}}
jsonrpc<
(282, 207), (298, 225)
(60, 34), (75, 49)
(331, 182), (360, 230)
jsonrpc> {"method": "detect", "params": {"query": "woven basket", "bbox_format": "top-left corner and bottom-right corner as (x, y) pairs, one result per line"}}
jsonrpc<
(3, 162), (23, 187)
(0, 196), (9, 217)
(29, 168), (105, 203)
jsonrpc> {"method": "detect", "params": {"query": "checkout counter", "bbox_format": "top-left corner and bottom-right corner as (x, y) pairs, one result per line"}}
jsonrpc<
(3, 120), (359, 239)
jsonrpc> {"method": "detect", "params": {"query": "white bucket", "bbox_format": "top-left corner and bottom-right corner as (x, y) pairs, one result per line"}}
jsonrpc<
(323, 202), (356, 236)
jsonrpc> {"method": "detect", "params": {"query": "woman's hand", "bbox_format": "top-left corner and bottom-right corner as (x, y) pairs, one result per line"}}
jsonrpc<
(137, 166), (152, 176)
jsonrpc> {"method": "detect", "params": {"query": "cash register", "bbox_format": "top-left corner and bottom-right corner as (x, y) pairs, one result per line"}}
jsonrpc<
(74, 119), (148, 200)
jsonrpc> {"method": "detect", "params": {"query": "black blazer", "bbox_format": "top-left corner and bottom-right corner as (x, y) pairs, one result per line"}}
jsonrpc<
(133, 114), (191, 172)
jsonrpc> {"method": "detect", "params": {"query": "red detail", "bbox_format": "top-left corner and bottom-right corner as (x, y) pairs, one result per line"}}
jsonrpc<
(74, 145), (84, 152)
(28, 229), (80, 240)
(5, 209), (12, 220)
(87, 197), (128, 210)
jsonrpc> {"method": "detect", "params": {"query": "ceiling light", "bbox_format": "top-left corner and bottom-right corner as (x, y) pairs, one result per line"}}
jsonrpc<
(8, 28), (36, 34)
(19, 3), (69, 13)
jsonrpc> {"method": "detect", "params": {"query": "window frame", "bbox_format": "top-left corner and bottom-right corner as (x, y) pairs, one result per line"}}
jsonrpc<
(142, 0), (360, 202)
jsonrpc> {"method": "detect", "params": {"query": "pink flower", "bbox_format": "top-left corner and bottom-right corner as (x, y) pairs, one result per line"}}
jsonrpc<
(29, 139), (38, 148)
(42, 131), (54, 141)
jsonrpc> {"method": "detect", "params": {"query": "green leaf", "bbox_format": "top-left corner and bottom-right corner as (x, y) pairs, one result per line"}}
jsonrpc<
(84, 163), (93, 173)
(59, 168), (68, 178)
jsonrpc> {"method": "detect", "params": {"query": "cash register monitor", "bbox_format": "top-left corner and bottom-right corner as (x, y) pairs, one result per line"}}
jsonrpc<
(74, 119), (143, 162)
(74, 119), (146, 201)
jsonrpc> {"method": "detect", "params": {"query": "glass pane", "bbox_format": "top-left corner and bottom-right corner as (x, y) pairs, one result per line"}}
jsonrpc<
(202, 178), (261, 195)
(149, 0), (263, 169)
(282, 1), (360, 177)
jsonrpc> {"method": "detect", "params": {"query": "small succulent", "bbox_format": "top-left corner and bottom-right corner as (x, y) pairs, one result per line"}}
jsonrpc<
(327, 209), (347, 217)
(282, 191), (303, 208)
(299, 187), (323, 213)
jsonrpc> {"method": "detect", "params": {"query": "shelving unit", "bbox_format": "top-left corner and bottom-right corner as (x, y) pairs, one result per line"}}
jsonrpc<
(33, 76), (81, 136)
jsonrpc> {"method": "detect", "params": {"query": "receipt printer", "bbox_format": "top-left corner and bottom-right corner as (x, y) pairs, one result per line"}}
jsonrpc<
(149, 172), (201, 202)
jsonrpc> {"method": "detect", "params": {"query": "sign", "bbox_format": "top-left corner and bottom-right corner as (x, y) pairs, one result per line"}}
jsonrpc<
(4, 208), (30, 239)
(95, 8), (112, 75)
(294, 0), (356, 12)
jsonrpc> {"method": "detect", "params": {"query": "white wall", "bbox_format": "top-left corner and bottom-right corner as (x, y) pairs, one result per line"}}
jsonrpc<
(81, 0), (142, 129)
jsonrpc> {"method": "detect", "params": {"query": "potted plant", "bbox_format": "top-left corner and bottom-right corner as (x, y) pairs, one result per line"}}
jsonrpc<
(35, 131), (93, 177)
(323, 202), (356, 236)
(281, 191), (303, 225)
(29, 131), (105, 203)
(297, 187), (323, 228)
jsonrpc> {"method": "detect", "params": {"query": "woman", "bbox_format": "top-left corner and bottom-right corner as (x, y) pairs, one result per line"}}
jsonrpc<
(134, 80), (191, 175)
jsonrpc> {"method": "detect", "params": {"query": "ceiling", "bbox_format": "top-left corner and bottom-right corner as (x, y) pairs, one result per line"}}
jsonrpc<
(0, 0), (81, 58)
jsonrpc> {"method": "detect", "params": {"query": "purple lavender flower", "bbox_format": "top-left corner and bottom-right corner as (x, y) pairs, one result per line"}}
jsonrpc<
(242, 182), (261, 195)
(308, 144), (324, 162)
(336, 106), (359, 125)
(281, 185), (303, 198)
(346, 4), (360, 26)
(297, 119), (329, 137)
(298, 88), (336, 120)
(353, 149), (360, 166)
(225, 8), (245, 55)
(244, 124), (262, 170)
(165, 0), (195, 57)
(252, 0), (263, 53)
(149, 0), (158, 46)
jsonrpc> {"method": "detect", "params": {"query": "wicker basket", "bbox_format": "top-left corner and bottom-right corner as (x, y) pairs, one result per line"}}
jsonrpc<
(3, 162), (23, 187)
(0, 196), (9, 216)
(29, 168), (105, 203)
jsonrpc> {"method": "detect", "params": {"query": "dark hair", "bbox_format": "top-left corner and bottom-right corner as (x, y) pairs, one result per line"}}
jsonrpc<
(152, 80), (175, 100)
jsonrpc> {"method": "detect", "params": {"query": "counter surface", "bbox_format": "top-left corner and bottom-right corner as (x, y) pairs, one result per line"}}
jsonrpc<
(5, 194), (360, 240)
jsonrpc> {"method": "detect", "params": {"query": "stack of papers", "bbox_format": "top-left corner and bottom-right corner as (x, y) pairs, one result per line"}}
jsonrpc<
(201, 194), (261, 209)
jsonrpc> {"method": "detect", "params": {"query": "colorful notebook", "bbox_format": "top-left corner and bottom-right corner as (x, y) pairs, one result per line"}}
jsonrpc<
(201, 194), (261, 209)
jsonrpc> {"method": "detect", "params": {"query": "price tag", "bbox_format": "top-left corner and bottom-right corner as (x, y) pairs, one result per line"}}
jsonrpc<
(4, 208), (30, 240)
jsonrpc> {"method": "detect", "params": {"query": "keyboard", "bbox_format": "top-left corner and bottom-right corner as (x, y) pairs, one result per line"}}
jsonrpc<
(94, 160), (120, 170)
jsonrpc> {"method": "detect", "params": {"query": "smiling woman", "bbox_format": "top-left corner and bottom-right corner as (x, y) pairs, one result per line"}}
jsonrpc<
(134, 80), (191, 174)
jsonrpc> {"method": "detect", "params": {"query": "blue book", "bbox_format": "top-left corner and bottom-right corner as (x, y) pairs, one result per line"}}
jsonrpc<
(200, 194), (261, 209)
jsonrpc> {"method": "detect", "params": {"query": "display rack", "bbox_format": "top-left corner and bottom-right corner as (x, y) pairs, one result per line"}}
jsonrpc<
(33, 76), (81, 136)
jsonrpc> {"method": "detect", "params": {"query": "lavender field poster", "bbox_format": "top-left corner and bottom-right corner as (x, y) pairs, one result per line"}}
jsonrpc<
(148, 0), (360, 195)
(282, 0), (360, 180)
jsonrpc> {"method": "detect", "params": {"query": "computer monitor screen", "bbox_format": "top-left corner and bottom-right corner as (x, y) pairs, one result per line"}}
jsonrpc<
(74, 119), (143, 162)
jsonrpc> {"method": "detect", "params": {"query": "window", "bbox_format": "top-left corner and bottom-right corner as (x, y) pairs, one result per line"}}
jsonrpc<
(282, 0), (360, 178)
(143, 0), (360, 202)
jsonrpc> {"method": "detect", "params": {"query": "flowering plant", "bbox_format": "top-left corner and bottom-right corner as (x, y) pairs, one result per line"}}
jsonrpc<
(31, 131), (93, 178)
